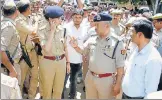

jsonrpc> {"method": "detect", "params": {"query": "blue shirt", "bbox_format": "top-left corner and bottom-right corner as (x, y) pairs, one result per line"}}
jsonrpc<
(122, 42), (162, 97)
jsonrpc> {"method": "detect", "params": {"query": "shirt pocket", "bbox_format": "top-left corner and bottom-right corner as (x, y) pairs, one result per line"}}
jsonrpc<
(133, 64), (145, 81)
(102, 45), (115, 59)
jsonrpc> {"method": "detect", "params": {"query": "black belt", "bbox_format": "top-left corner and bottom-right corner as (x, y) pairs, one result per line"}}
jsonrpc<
(122, 93), (144, 99)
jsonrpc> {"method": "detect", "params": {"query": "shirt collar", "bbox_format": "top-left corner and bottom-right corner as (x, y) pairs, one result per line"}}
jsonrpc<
(72, 22), (82, 30)
(137, 41), (152, 54)
(19, 14), (27, 21)
(3, 17), (16, 25)
(97, 32), (111, 41)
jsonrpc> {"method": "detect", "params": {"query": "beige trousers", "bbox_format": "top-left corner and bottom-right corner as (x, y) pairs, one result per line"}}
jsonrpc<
(39, 57), (66, 99)
(85, 71), (115, 99)
(82, 55), (89, 80)
(19, 50), (39, 99)
(38, 56), (43, 97)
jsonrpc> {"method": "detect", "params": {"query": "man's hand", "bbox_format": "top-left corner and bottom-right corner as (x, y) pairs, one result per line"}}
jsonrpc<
(69, 37), (78, 48)
(66, 62), (71, 74)
(112, 83), (121, 96)
(31, 35), (40, 43)
(9, 68), (17, 78)
(49, 18), (57, 33)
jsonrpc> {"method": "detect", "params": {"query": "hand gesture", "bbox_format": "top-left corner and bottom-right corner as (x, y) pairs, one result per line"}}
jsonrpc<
(69, 36), (78, 48)
(31, 35), (40, 43)
(49, 19), (57, 33)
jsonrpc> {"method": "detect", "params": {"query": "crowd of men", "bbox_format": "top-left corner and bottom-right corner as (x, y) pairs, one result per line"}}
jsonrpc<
(1, 0), (162, 99)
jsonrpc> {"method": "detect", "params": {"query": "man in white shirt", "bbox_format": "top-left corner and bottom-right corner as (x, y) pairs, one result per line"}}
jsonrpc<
(122, 19), (162, 99)
(65, 9), (87, 99)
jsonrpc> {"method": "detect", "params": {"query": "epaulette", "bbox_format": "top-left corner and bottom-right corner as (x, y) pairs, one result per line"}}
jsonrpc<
(15, 16), (23, 22)
(119, 23), (126, 29)
(153, 31), (158, 36)
(90, 34), (97, 37)
(39, 25), (46, 31)
(1, 21), (14, 30)
(111, 35), (123, 42)
(57, 25), (64, 30)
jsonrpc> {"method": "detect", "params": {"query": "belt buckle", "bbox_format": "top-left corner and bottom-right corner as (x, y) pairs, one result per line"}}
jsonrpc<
(92, 72), (99, 78)
(95, 74), (99, 78)
(56, 56), (61, 61)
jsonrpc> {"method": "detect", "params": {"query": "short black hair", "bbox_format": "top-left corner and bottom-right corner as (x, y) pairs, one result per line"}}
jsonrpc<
(132, 19), (153, 39)
(157, 18), (162, 22)
(2, 7), (17, 16)
(72, 9), (84, 16)
(43, 9), (49, 21)
(18, 4), (30, 13)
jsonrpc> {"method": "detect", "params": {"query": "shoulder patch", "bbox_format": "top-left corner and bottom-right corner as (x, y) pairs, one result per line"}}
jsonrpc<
(121, 49), (126, 55)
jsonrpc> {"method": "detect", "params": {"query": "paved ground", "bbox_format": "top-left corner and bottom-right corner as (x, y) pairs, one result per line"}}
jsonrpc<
(34, 77), (86, 99)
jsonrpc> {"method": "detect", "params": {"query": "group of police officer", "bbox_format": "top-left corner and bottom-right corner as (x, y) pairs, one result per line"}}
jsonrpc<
(1, 0), (162, 99)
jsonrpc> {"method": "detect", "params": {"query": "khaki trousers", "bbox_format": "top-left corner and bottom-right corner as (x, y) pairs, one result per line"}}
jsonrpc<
(82, 55), (89, 80)
(20, 50), (39, 99)
(85, 71), (115, 99)
(38, 56), (43, 97)
(39, 57), (66, 99)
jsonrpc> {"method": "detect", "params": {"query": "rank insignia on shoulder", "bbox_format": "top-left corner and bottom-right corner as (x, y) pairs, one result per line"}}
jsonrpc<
(121, 49), (126, 55)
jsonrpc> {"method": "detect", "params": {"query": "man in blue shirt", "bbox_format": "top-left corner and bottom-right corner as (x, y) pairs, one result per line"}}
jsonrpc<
(122, 18), (162, 99)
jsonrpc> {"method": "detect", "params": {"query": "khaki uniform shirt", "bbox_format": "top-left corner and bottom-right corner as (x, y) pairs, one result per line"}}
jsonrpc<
(38, 22), (66, 56)
(15, 14), (34, 52)
(84, 32), (126, 74)
(157, 29), (162, 56)
(151, 31), (160, 48)
(110, 23), (125, 38)
(1, 18), (22, 59)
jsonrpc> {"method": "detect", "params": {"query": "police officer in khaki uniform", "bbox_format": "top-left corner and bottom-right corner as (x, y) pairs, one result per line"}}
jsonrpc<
(15, 0), (39, 99)
(69, 12), (125, 99)
(152, 13), (162, 91)
(30, 0), (45, 98)
(1, 0), (22, 85)
(110, 9), (126, 39)
(38, 6), (70, 99)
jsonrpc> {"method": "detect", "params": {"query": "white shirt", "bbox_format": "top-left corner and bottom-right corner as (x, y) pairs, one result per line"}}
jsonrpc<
(81, 17), (88, 26)
(66, 22), (88, 63)
(122, 42), (162, 97)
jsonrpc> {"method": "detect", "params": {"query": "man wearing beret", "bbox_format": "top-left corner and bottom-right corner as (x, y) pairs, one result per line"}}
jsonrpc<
(38, 5), (70, 99)
(69, 12), (125, 99)
(152, 13), (162, 91)
(1, 0), (22, 98)
(15, 0), (39, 99)
(110, 9), (126, 39)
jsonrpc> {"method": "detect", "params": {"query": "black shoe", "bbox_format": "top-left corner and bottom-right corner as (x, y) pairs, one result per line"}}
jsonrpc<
(77, 77), (82, 84)
(68, 95), (75, 99)
(83, 86), (85, 92)
(40, 96), (43, 99)
(68, 93), (75, 99)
